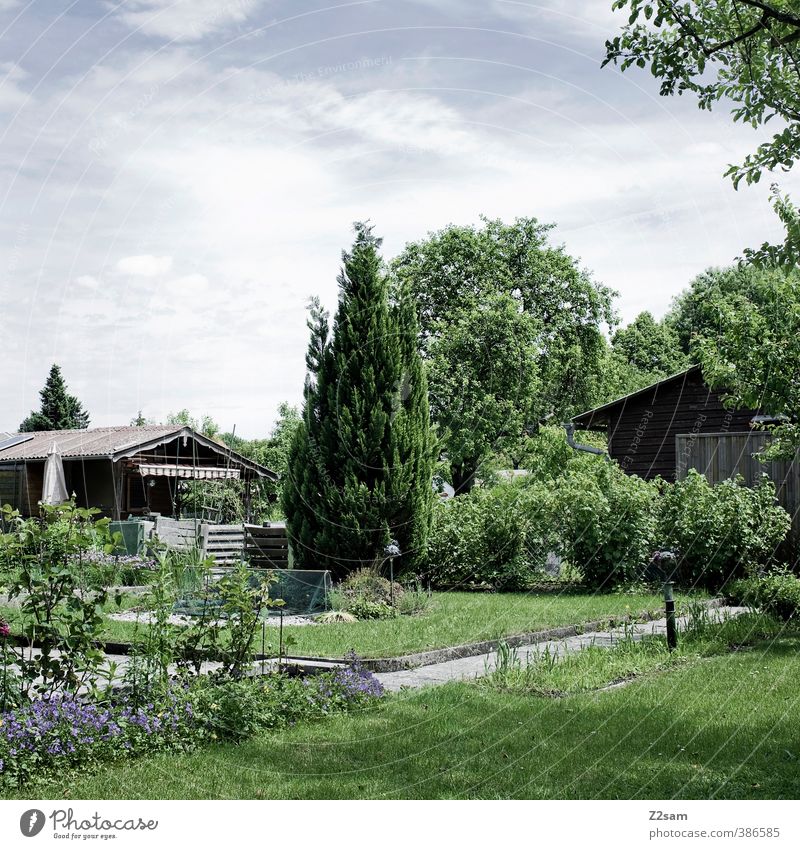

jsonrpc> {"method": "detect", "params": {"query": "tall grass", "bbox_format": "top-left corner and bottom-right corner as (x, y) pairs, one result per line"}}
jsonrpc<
(483, 611), (784, 697)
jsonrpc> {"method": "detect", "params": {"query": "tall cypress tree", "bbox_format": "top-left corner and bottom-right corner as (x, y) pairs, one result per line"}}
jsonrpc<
(386, 282), (435, 569)
(283, 297), (332, 566)
(283, 224), (433, 580)
(19, 364), (90, 432)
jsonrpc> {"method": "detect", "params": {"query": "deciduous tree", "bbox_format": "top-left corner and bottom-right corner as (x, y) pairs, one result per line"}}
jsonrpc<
(392, 217), (615, 490)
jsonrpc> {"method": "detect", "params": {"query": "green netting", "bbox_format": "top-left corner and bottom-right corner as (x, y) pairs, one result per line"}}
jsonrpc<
(173, 568), (332, 618)
(267, 569), (332, 616)
(109, 520), (145, 555)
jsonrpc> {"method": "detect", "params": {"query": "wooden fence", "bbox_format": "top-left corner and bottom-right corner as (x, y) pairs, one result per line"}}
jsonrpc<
(200, 523), (246, 566)
(153, 517), (201, 551)
(675, 431), (800, 542)
(244, 522), (290, 569)
(151, 517), (291, 569)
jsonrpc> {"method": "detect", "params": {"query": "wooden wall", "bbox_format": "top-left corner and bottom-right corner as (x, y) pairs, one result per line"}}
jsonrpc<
(0, 463), (44, 515)
(606, 370), (758, 482)
(676, 431), (800, 542)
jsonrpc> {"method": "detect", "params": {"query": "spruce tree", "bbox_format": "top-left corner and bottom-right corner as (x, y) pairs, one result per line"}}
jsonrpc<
(283, 224), (434, 580)
(19, 364), (90, 432)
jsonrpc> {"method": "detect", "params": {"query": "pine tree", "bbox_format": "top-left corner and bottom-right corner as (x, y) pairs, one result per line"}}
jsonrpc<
(283, 224), (434, 580)
(19, 364), (90, 432)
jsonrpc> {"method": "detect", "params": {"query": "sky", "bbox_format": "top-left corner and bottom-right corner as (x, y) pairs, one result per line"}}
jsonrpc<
(0, 0), (796, 438)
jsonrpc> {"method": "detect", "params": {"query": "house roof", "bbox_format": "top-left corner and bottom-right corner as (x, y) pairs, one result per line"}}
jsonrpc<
(571, 365), (702, 428)
(0, 425), (277, 479)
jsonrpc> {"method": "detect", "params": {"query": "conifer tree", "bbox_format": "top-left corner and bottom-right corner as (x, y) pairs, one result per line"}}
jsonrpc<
(283, 297), (332, 566)
(386, 283), (435, 568)
(19, 364), (90, 432)
(283, 224), (433, 579)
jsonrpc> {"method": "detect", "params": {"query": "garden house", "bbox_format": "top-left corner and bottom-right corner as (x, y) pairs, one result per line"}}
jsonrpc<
(0, 425), (277, 520)
(571, 365), (800, 540)
(570, 365), (760, 482)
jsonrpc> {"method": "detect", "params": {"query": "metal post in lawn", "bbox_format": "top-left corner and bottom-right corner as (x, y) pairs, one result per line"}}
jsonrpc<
(261, 621), (266, 676)
(384, 539), (400, 610)
(663, 580), (677, 651)
(278, 608), (284, 669)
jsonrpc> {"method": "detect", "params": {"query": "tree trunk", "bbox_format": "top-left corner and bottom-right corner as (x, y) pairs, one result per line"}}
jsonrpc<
(451, 462), (477, 495)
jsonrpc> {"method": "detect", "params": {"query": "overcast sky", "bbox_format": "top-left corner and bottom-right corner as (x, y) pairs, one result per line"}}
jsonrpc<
(0, 0), (795, 438)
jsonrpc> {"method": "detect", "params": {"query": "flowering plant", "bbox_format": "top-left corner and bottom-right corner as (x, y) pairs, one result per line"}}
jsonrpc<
(189, 653), (384, 742)
(0, 687), (198, 787)
(0, 654), (385, 789)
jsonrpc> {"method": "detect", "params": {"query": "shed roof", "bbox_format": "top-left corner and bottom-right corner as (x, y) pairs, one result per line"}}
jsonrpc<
(0, 425), (277, 479)
(571, 365), (702, 429)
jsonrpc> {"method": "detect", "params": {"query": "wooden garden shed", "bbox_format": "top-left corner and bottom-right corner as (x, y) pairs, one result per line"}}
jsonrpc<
(0, 425), (277, 520)
(572, 366), (800, 540)
(570, 365), (760, 482)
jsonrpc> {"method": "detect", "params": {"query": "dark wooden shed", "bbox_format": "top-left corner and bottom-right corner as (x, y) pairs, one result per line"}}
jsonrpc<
(570, 366), (760, 482)
(0, 425), (277, 520)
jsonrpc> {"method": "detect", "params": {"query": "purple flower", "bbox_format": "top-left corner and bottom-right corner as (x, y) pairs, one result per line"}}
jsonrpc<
(0, 621), (9, 638)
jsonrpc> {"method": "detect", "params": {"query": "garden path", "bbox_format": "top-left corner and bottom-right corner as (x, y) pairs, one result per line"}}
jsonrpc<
(374, 606), (749, 692)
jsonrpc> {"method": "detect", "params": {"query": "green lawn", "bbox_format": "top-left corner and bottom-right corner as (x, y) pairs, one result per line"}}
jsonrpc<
(0, 590), (705, 658)
(280, 590), (705, 658)
(25, 629), (800, 800)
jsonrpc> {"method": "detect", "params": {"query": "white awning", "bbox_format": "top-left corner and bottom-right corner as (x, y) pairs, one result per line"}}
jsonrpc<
(136, 464), (240, 480)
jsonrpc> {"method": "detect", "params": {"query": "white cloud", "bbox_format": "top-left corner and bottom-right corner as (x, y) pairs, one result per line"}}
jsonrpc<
(1, 2), (796, 435)
(116, 255), (174, 277)
(116, 0), (268, 42)
(0, 62), (30, 110)
(75, 275), (101, 289)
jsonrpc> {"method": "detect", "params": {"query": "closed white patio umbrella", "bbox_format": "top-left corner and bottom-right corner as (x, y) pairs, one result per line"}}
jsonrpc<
(41, 442), (69, 505)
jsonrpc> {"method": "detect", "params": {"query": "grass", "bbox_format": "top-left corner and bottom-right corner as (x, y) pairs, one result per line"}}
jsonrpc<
(0, 593), (144, 644)
(482, 609), (781, 697)
(16, 615), (799, 800)
(1, 590), (705, 658)
(280, 589), (705, 658)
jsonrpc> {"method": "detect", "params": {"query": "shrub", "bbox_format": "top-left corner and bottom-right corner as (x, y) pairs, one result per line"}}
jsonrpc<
(0, 502), (116, 699)
(658, 471), (790, 589)
(425, 483), (554, 589)
(338, 567), (404, 606)
(728, 568), (800, 621)
(347, 598), (395, 620)
(329, 567), (405, 617)
(550, 458), (658, 588)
